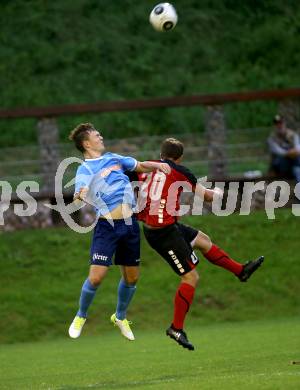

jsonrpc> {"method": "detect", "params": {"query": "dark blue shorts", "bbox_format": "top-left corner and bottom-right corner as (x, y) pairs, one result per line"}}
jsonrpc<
(90, 217), (140, 267)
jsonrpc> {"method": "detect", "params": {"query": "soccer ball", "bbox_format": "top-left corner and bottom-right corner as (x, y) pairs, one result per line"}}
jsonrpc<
(149, 3), (178, 32)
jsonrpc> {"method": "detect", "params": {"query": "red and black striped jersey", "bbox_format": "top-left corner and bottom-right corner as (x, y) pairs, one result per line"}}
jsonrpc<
(130, 159), (197, 227)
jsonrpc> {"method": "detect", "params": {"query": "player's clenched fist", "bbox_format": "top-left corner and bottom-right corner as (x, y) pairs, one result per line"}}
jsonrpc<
(73, 187), (88, 203)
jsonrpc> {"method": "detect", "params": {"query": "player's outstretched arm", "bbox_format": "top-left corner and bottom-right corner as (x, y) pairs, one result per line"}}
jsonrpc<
(135, 161), (171, 174)
(194, 183), (223, 202)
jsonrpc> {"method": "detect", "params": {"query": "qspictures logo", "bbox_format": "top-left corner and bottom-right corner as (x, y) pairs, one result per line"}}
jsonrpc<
(1, 156), (300, 232)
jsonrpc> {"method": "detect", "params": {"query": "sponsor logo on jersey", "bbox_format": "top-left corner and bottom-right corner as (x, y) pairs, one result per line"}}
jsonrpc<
(99, 164), (121, 178)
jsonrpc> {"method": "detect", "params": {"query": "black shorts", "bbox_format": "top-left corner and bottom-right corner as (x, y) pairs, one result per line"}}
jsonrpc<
(143, 223), (199, 276)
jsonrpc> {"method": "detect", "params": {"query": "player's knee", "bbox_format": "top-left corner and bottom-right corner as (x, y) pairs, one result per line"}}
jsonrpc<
(192, 270), (200, 286)
(195, 231), (212, 251)
(201, 232), (212, 245)
(206, 235), (212, 245)
(123, 266), (139, 285)
(182, 269), (199, 287)
(124, 274), (139, 285)
(88, 275), (102, 287)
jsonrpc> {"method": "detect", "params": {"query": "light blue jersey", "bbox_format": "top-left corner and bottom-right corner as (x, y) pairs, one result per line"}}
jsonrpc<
(75, 152), (137, 217)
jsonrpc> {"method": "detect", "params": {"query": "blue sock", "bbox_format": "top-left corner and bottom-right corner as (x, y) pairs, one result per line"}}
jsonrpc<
(77, 278), (98, 318)
(116, 279), (136, 320)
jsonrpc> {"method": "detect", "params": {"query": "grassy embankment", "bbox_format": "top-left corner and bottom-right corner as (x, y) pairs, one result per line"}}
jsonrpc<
(0, 209), (299, 344)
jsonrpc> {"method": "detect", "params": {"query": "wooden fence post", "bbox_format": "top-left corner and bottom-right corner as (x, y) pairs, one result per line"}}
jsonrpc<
(205, 105), (228, 179)
(278, 98), (300, 131)
(37, 118), (60, 193)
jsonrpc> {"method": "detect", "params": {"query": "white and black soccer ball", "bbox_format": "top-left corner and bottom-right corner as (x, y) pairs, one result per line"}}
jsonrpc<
(149, 3), (178, 32)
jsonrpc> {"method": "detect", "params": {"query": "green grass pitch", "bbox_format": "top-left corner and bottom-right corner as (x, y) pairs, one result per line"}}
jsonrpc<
(0, 318), (299, 390)
(1, 210), (300, 388)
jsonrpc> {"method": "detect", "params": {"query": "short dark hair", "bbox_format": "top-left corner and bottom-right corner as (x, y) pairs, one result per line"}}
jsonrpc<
(69, 123), (96, 152)
(160, 138), (184, 160)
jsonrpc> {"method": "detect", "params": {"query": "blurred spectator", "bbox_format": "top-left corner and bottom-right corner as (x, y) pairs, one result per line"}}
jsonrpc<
(268, 115), (300, 182)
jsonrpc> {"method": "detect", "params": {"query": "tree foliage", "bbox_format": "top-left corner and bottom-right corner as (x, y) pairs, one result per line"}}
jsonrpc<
(0, 0), (300, 145)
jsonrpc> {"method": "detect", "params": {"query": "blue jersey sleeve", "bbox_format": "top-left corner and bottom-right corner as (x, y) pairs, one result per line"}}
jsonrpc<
(113, 154), (137, 171)
(74, 164), (94, 194)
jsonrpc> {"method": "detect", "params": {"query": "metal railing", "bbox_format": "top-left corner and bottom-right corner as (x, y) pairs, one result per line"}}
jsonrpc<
(0, 129), (271, 184)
